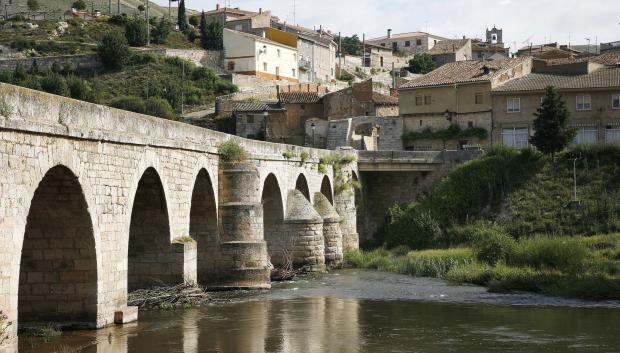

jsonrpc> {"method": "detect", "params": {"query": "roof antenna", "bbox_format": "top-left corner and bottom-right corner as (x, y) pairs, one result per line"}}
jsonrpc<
(293, 0), (296, 26)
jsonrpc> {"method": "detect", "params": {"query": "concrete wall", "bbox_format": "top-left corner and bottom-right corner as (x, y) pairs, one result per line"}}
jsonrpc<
(0, 83), (358, 350)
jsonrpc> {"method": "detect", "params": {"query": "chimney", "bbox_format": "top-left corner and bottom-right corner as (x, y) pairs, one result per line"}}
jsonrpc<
(216, 3), (220, 10)
(259, 7), (262, 14)
(387, 29), (392, 39)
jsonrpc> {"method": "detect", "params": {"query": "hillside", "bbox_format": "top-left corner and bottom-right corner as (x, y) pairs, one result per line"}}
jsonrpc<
(5, 0), (175, 18)
(380, 145), (620, 249)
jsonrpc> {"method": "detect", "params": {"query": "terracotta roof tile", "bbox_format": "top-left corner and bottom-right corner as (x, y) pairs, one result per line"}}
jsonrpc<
(428, 39), (470, 55)
(492, 67), (620, 92)
(372, 92), (398, 105)
(400, 57), (530, 89)
(279, 92), (322, 104)
(233, 101), (283, 112)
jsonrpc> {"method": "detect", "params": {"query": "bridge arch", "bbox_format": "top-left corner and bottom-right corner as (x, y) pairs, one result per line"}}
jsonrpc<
(189, 168), (218, 284)
(320, 175), (334, 205)
(261, 173), (287, 267)
(18, 165), (98, 329)
(295, 173), (311, 201)
(128, 167), (182, 290)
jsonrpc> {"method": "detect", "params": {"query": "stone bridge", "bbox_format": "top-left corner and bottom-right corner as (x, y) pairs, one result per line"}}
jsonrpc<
(0, 84), (360, 350)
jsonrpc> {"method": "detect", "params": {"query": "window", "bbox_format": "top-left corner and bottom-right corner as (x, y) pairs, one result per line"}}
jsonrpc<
(381, 43), (386, 47)
(234, 24), (243, 31)
(475, 93), (483, 104)
(227, 61), (235, 71)
(392, 42), (398, 51)
(419, 120), (423, 126)
(417, 39), (423, 46)
(502, 128), (529, 149)
(293, 53), (297, 61)
(277, 49), (281, 58)
(405, 41), (411, 47)
(292, 68), (296, 77)
(572, 127), (598, 144)
(507, 97), (520, 113)
(263, 62), (268, 71)
(606, 126), (620, 143)
(424, 96), (432, 105)
(468, 121), (473, 128)
(612, 94), (620, 109)
(247, 115), (254, 123)
(415, 96), (423, 106)
(540, 96), (545, 105)
(576, 95), (591, 111)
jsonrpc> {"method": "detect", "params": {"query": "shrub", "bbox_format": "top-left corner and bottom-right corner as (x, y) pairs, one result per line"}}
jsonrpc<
(384, 206), (442, 249)
(40, 73), (69, 96)
(98, 31), (131, 70)
(110, 96), (146, 114)
(151, 17), (172, 44)
(10, 37), (35, 51)
(508, 236), (588, 272)
(72, 0), (86, 10)
(145, 97), (176, 119)
(108, 13), (130, 26)
(390, 245), (411, 256)
(67, 76), (96, 102)
(217, 140), (246, 162)
(125, 19), (148, 47)
(472, 227), (516, 265)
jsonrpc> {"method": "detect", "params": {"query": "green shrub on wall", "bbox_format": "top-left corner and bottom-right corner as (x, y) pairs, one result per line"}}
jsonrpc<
(402, 124), (488, 143)
(217, 140), (247, 162)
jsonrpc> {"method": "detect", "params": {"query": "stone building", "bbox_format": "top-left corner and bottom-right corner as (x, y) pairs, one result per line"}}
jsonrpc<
(366, 30), (447, 55)
(428, 39), (473, 67)
(363, 43), (406, 69)
(233, 101), (286, 140)
(323, 80), (399, 120)
(398, 57), (533, 150)
(202, 4), (258, 26)
(491, 57), (620, 147)
(279, 91), (324, 146)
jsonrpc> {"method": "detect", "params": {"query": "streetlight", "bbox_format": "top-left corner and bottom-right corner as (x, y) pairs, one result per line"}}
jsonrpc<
(311, 122), (316, 147)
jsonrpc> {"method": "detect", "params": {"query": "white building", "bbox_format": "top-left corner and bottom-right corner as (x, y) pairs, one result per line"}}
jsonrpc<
(223, 28), (299, 83)
(366, 30), (447, 55)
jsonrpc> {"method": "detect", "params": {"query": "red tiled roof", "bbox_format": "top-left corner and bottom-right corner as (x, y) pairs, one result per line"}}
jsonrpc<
(372, 92), (398, 105)
(492, 67), (620, 92)
(279, 92), (322, 104)
(428, 39), (470, 55)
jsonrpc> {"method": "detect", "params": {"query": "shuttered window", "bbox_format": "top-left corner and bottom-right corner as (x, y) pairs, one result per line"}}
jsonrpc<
(502, 128), (529, 149)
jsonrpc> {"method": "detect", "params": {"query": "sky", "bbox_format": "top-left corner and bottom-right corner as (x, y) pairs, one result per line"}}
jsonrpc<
(152, 0), (620, 50)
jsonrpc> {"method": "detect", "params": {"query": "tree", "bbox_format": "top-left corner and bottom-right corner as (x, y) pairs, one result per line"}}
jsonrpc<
(151, 17), (172, 44)
(71, 0), (86, 10)
(177, 0), (188, 32)
(189, 15), (200, 27)
(27, 0), (40, 12)
(407, 53), (436, 74)
(529, 86), (576, 157)
(98, 31), (131, 70)
(137, 5), (145, 12)
(201, 19), (223, 50)
(125, 18), (148, 46)
(335, 34), (362, 56)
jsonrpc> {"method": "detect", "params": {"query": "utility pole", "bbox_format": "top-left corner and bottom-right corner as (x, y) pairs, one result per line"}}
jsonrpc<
(362, 33), (366, 67)
(108, 0), (111, 15)
(338, 31), (342, 79)
(181, 60), (185, 115)
(168, 0), (171, 21)
(293, 0), (296, 25)
(117, 0), (120, 15)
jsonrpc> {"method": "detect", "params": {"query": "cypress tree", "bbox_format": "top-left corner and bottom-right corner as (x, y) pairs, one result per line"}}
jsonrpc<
(529, 86), (576, 157)
(199, 11), (208, 49)
(177, 0), (188, 32)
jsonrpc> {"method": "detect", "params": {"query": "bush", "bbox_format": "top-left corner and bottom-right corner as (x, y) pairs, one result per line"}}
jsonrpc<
(98, 31), (131, 70)
(508, 236), (588, 272)
(10, 37), (35, 51)
(108, 13), (130, 26)
(472, 227), (516, 265)
(40, 73), (69, 96)
(384, 205), (442, 249)
(67, 76), (96, 102)
(217, 140), (247, 162)
(110, 96), (146, 114)
(125, 19), (148, 47)
(151, 17), (172, 44)
(145, 97), (175, 119)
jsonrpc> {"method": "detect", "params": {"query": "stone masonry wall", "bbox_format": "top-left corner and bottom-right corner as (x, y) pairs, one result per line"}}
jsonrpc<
(0, 83), (353, 349)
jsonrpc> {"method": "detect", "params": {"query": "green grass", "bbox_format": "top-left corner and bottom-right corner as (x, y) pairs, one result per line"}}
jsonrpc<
(347, 234), (620, 300)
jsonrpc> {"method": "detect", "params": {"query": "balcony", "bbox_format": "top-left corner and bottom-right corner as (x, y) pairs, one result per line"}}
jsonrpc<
(298, 58), (311, 71)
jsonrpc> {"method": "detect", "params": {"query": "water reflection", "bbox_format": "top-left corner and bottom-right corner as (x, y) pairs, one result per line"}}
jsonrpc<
(18, 270), (620, 353)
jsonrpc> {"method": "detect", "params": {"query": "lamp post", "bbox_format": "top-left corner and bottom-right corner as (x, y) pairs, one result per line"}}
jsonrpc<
(311, 122), (316, 148)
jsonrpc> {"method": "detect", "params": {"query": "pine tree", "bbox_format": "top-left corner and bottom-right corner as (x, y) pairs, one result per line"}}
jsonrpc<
(529, 86), (576, 157)
(199, 11), (208, 49)
(177, 0), (188, 33)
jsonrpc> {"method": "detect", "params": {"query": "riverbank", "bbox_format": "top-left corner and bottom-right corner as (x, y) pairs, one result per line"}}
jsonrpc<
(346, 234), (620, 300)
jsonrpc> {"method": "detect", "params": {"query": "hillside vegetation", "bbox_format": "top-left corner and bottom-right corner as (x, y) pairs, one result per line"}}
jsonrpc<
(348, 145), (620, 299)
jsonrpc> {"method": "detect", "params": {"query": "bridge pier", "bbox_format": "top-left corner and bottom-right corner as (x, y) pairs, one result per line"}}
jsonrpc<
(314, 193), (343, 267)
(285, 190), (326, 272)
(215, 161), (271, 289)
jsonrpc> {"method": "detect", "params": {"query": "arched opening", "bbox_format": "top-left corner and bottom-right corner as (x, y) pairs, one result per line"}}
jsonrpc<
(189, 169), (218, 284)
(128, 168), (181, 291)
(19, 165), (97, 329)
(261, 174), (286, 267)
(320, 176), (333, 205)
(295, 174), (310, 201)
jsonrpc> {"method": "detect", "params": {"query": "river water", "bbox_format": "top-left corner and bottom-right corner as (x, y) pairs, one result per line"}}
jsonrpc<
(21, 270), (620, 353)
